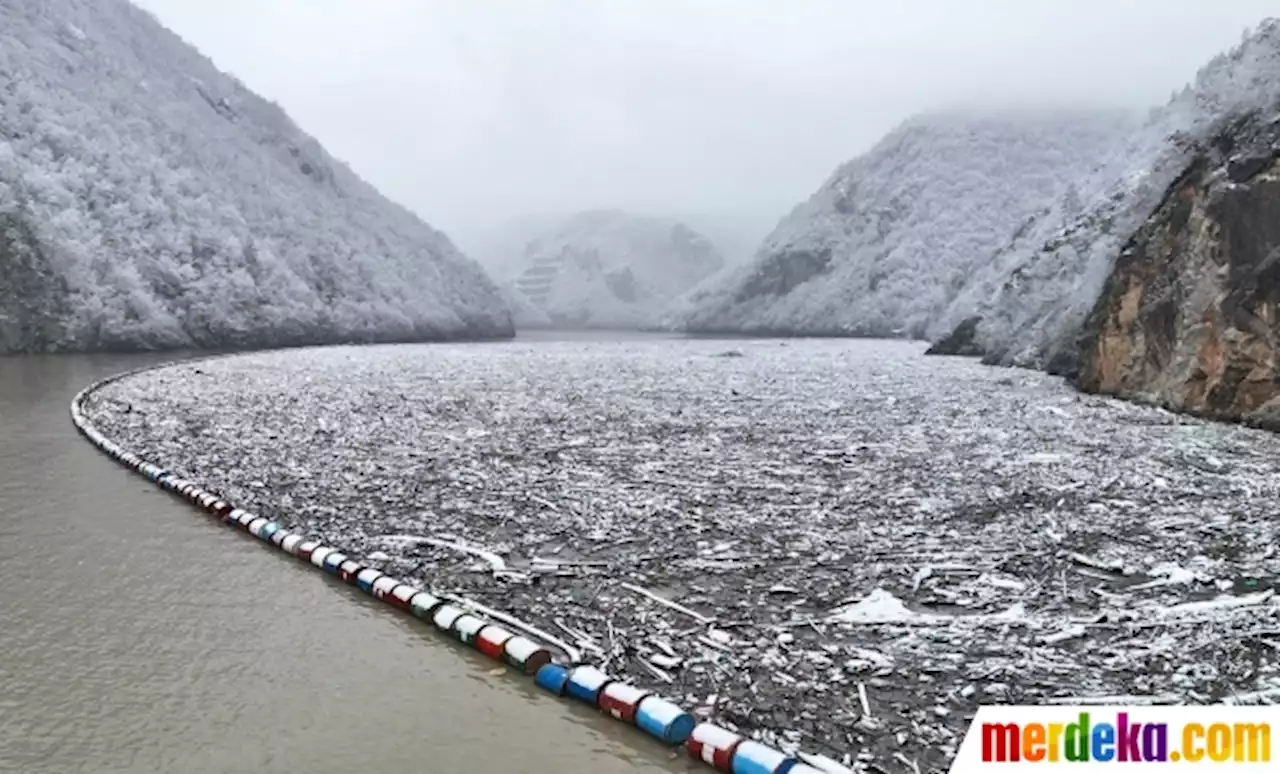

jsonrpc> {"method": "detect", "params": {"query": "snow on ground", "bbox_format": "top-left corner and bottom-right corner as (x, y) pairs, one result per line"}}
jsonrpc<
(84, 337), (1280, 773)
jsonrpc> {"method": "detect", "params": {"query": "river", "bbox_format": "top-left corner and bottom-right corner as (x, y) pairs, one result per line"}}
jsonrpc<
(0, 353), (691, 774)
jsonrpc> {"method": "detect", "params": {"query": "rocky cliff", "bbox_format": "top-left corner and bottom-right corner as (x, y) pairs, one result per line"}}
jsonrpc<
(1076, 114), (1280, 429)
(0, 0), (511, 353)
(508, 210), (724, 329)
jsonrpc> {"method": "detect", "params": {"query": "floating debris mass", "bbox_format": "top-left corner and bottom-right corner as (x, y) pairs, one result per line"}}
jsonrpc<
(82, 338), (1280, 773)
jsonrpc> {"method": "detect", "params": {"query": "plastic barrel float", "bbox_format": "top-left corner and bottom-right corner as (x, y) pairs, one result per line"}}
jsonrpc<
(271, 529), (292, 549)
(566, 666), (612, 705)
(535, 663), (571, 695)
(450, 613), (487, 645)
(370, 575), (400, 603)
(355, 568), (384, 594)
(338, 560), (362, 584)
(409, 592), (442, 621)
(599, 682), (651, 724)
(432, 604), (465, 633)
(248, 518), (269, 537)
(475, 625), (514, 661)
(259, 522), (281, 542)
(388, 584), (419, 611)
(296, 540), (320, 562)
(322, 552), (347, 575)
(688, 724), (745, 772)
(280, 534), (304, 555)
(502, 636), (552, 675)
(226, 508), (245, 525)
(731, 742), (800, 774)
(310, 546), (336, 570)
(636, 696), (696, 744)
(236, 511), (256, 530)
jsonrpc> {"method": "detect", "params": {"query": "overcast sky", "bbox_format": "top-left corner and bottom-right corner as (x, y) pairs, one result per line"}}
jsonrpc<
(134, 0), (1276, 258)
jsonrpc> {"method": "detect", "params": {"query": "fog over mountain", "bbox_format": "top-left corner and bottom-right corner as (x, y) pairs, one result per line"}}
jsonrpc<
(133, 0), (1280, 257)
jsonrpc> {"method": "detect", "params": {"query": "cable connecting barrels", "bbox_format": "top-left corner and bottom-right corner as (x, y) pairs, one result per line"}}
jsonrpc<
(69, 370), (827, 774)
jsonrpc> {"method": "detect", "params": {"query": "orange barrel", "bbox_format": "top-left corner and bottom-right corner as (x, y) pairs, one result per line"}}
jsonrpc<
(388, 583), (420, 611)
(475, 626), (515, 661)
(247, 518), (269, 537)
(502, 636), (553, 674)
(432, 604), (465, 633)
(409, 591), (442, 620)
(280, 534), (304, 555)
(355, 568), (384, 593)
(688, 724), (744, 772)
(450, 614), (487, 645)
(338, 560), (362, 584)
(296, 540), (320, 561)
(636, 696), (696, 744)
(566, 666), (612, 705)
(731, 741), (800, 774)
(599, 682), (652, 724)
(371, 576), (400, 603)
(321, 551), (347, 575)
(309, 546), (336, 570)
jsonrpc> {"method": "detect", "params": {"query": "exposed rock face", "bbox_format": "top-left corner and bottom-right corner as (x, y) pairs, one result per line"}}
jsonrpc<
(1076, 114), (1280, 429)
(924, 316), (983, 356)
(0, 0), (512, 353)
(508, 210), (724, 329)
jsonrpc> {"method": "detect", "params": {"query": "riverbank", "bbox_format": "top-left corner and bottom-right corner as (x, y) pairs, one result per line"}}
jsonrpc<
(79, 337), (1280, 773)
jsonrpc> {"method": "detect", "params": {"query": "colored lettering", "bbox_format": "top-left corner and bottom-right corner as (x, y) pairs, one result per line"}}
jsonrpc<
(1143, 722), (1168, 761)
(981, 723), (1020, 762)
(1047, 723), (1063, 762)
(1092, 722), (1116, 762)
(1065, 712), (1090, 762)
(1117, 712), (1142, 762)
(1023, 722), (1046, 762)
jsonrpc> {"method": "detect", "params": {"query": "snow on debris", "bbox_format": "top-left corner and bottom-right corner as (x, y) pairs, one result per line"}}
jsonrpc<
(84, 337), (1280, 773)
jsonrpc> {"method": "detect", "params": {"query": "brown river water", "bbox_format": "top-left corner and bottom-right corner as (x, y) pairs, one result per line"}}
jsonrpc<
(0, 353), (692, 774)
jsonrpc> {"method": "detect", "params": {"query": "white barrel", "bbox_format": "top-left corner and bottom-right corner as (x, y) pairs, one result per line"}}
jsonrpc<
(271, 529), (292, 547)
(502, 636), (553, 674)
(410, 592), (441, 619)
(280, 534), (304, 555)
(451, 615), (486, 643)
(248, 518), (269, 536)
(432, 604), (464, 631)
(227, 508), (246, 524)
(309, 546), (335, 568)
(371, 575), (400, 599)
(237, 511), (257, 528)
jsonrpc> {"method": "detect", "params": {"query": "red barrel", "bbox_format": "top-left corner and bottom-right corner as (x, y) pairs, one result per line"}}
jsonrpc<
(599, 682), (652, 724)
(389, 583), (420, 610)
(297, 540), (320, 561)
(371, 576), (401, 603)
(688, 724), (744, 772)
(338, 560), (362, 584)
(475, 626), (515, 661)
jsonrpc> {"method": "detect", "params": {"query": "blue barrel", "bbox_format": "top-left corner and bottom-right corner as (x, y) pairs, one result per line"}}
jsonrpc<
(731, 742), (798, 774)
(356, 568), (383, 593)
(636, 696), (696, 744)
(322, 552), (346, 574)
(535, 663), (571, 695)
(260, 522), (281, 541)
(566, 666), (611, 705)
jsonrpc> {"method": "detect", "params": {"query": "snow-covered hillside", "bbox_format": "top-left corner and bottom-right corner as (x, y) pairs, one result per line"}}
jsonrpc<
(961, 19), (1280, 372)
(0, 0), (511, 353)
(508, 210), (724, 329)
(681, 111), (1136, 338)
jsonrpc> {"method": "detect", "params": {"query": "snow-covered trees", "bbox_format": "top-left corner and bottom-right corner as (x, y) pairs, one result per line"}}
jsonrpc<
(0, 0), (512, 353)
(680, 111), (1136, 338)
(506, 210), (724, 329)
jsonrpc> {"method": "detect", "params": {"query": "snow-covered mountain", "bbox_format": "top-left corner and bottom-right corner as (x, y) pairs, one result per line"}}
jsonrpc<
(0, 0), (511, 353)
(954, 20), (1280, 373)
(507, 210), (725, 329)
(681, 111), (1137, 338)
